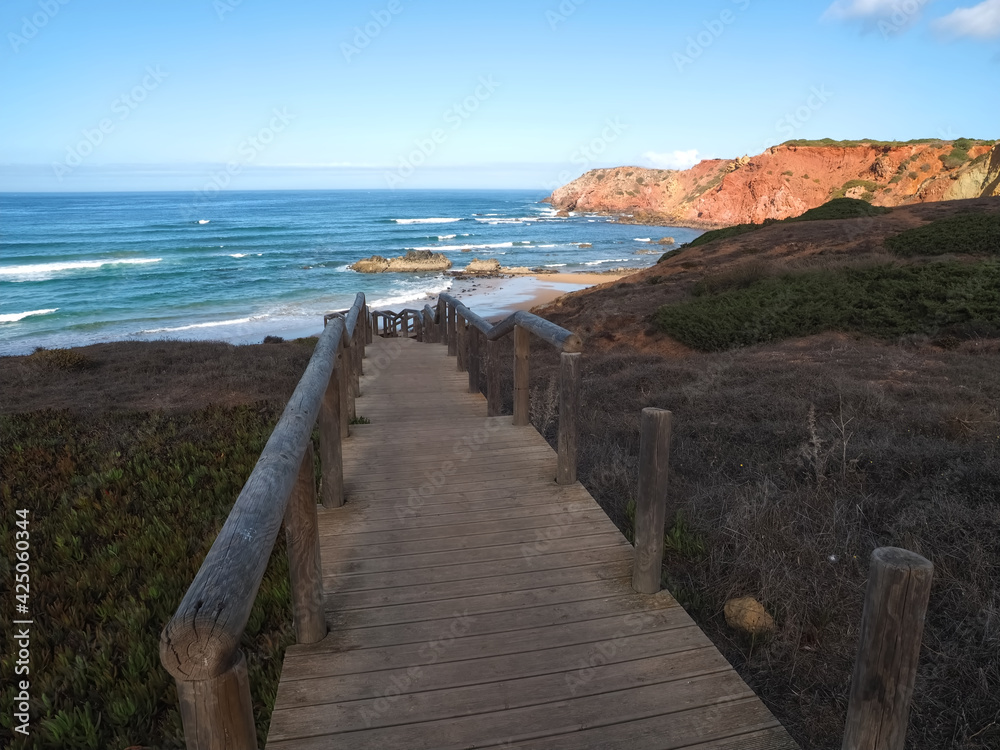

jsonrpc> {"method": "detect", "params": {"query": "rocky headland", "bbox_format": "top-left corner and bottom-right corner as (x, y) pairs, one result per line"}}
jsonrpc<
(546, 139), (1000, 227)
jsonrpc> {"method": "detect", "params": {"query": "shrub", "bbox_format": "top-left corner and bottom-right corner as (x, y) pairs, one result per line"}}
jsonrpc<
(829, 180), (881, 200)
(27, 348), (91, 371)
(788, 198), (890, 222)
(885, 213), (1000, 256)
(654, 261), (1000, 351)
(686, 224), (761, 248)
(908, 172), (919, 180)
(782, 171), (794, 177)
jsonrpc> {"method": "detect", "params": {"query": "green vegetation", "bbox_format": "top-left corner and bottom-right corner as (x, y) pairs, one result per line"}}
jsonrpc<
(782, 170), (793, 177)
(683, 223), (761, 250)
(676, 199), (891, 256)
(829, 180), (882, 200)
(0, 405), (294, 748)
(782, 138), (944, 148)
(908, 172), (919, 181)
(655, 262), (1000, 351)
(786, 198), (891, 222)
(885, 213), (1000, 256)
(349, 415), (372, 425)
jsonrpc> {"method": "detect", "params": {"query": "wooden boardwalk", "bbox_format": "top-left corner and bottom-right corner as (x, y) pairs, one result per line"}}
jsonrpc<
(266, 337), (796, 749)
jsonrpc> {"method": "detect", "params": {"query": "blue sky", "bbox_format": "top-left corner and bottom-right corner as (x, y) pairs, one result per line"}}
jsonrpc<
(1, 0), (997, 191)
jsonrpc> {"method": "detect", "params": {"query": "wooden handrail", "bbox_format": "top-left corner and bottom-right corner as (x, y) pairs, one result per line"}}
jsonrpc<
(161, 293), (365, 750)
(433, 293), (582, 485)
(486, 310), (583, 353)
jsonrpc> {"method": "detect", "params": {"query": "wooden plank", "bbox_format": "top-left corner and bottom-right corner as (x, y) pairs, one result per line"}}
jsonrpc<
(264, 334), (796, 750)
(267, 672), (757, 749)
(270, 648), (729, 735)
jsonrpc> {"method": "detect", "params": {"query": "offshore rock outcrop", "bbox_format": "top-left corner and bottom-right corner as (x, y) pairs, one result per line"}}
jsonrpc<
(350, 250), (451, 273)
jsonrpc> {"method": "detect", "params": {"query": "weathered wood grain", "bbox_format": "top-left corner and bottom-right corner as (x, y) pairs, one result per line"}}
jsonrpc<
(842, 547), (933, 750)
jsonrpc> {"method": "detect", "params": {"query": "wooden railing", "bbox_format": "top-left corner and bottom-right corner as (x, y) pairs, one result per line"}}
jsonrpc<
(371, 308), (424, 340)
(159, 293), (368, 750)
(427, 293), (583, 485)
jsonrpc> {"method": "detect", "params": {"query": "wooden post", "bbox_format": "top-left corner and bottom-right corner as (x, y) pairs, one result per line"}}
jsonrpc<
(437, 298), (445, 343)
(513, 325), (530, 426)
(468, 326), (480, 394)
(447, 303), (457, 356)
(842, 548), (934, 750)
(632, 408), (672, 594)
(365, 306), (372, 345)
(346, 336), (357, 423)
(337, 344), (349, 439)
(557, 352), (581, 485)
(456, 315), (467, 372)
(319, 368), (343, 508)
(403, 313), (410, 339)
(354, 323), (363, 379)
(175, 652), (257, 750)
(284, 443), (326, 643)
(487, 338), (501, 417)
(415, 314), (423, 342)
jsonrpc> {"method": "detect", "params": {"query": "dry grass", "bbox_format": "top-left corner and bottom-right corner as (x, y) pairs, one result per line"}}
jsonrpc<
(0, 338), (318, 415)
(517, 333), (1000, 750)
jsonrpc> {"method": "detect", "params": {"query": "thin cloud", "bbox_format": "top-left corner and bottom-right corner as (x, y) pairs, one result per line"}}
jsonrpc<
(643, 149), (701, 170)
(823, 0), (933, 34)
(823, 0), (903, 20)
(934, 0), (1000, 39)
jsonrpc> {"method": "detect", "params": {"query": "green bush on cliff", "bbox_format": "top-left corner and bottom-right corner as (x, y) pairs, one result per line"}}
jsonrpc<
(885, 213), (1000, 257)
(786, 197), (891, 222)
(654, 261), (1000, 351)
(680, 198), (891, 253)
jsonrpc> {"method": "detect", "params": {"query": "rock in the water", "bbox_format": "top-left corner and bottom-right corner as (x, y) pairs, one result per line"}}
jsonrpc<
(463, 258), (501, 274)
(657, 237), (675, 245)
(350, 250), (452, 273)
(724, 597), (775, 636)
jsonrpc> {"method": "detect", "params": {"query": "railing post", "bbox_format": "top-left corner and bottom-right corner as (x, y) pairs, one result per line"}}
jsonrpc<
(842, 548), (934, 750)
(487, 338), (501, 417)
(320, 365), (344, 508)
(513, 324), (530, 426)
(354, 322), (363, 380)
(468, 326), (480, 394)
(365, 306), (372, 345)
(284, 443), (327, 643)
(632, 407), (672, 594)
(403, 313), (410, 339)
(415, 314), (424, 342)
(447, 303), (457, 356)
(456, 315), (467, 372)
(175, 653), (257, 750)
(437, 298), (445, 343)
(557, 352), (581, 485)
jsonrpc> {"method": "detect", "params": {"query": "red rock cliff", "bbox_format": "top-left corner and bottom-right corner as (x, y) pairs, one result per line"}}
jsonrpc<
(546, 141), (1000, 228)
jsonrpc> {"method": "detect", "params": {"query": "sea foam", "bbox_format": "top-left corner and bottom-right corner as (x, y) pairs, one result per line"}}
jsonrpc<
(141, 317), (256, 334)
(0, 308), (59, 323)
(0, 258), (162, 282)
(393, 218), (462, 225)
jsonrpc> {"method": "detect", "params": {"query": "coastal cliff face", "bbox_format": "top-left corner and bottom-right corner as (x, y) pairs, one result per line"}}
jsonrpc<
(546, 141), (1000, 227)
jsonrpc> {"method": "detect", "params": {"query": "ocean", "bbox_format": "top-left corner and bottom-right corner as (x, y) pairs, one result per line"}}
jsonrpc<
(0, 190), (700, 355)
